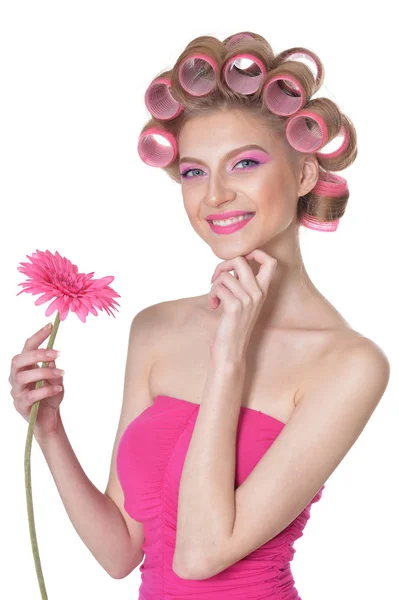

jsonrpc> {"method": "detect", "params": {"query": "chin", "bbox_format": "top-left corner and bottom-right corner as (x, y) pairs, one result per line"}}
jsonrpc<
(212, 246), (255, 260)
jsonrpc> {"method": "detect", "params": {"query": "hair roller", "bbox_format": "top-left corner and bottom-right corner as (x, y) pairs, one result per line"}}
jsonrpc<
(262, 61), (316, 116)
(315, 113), (352, 166)
(224, 31), (274, 55)
(222, 52), (268, 95)
(312, 171), (348, 199)
(285, 98), (342, 153)
(272, 47), (324, 93)
(300, 172), (349, 232)
(301, 214), (340, 232)
(224, 32), (256, 49)
(176, 52), (219, 97)
(137, 127), (177, 167)
(144, 74), (183, 121)
(185, 35), (223, 53)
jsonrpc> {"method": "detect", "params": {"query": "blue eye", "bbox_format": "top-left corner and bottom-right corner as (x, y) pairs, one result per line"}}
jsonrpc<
(180, 167), (204, 178)
(235, 158), (259, 170)
(180, 158), (259, 179)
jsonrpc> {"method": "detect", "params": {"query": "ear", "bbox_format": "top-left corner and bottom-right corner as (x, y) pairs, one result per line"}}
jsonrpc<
(297, 154), (320, 197)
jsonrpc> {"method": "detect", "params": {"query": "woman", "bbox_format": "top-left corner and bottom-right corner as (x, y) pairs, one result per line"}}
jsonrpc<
(10, 31), (390, 598)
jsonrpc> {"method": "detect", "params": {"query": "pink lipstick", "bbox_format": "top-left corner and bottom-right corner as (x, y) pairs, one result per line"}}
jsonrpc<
(206, 209), (253, 220)
(207, 211), (255, 235)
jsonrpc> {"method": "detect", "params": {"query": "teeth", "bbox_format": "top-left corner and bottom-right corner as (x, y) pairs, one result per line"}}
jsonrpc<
(210, 213), (253, 226)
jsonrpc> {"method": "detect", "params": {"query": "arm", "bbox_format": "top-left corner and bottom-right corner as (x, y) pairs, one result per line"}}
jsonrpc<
(173, 358), (246, 578)
(36, 305), (161, 579)
(174, 338), (390, 580)
(36, 415), (139, 579)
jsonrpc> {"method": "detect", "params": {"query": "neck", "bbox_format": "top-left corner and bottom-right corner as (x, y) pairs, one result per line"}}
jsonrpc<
(211, 223), (344, 331)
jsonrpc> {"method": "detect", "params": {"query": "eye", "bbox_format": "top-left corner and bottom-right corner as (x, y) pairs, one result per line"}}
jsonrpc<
(180, 159), (260, 179)
(180, 167), (205, 179)
(234, 158), (259, 170)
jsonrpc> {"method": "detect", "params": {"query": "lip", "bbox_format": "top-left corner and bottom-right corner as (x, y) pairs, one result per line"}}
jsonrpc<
(207, 212), (255, 235)
(206, 210), (255, 220)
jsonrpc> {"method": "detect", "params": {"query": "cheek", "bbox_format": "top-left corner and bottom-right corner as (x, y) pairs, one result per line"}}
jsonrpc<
(257, 168), (293, 204)
(253, 177), (292, 224)
(182, 193), (204, 232)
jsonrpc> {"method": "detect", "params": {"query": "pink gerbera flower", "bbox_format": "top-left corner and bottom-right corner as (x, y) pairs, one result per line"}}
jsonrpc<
(16, 248), (121, 598)
(16, 249), (120, 322)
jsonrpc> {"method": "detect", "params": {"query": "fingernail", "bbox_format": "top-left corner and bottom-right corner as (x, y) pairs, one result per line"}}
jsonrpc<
(43, 323), (52, 331)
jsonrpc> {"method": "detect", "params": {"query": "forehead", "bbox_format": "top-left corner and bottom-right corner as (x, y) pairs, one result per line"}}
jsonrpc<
(178, 109), (280, 153)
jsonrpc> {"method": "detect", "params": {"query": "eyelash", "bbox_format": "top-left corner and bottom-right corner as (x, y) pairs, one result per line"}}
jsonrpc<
(180, 158), (260, 179)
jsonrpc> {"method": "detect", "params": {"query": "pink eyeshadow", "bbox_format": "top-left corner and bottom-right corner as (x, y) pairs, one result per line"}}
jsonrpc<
(179, 150), (271, 173)
(179, 162), (199, 171)
(234, 150), (271, 164)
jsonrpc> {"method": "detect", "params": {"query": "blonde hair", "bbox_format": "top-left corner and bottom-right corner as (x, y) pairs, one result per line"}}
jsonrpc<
(139, 32), (357, 227)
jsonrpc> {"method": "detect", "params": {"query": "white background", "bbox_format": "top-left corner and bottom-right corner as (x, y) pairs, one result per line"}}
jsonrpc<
(1, 1), (397, 598)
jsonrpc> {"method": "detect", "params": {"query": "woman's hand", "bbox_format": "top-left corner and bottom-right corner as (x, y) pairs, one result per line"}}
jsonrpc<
(9, 324), (65, 442)
(208, 249), (277, 364)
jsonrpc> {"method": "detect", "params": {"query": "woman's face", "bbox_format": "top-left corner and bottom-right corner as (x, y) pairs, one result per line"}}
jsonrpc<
(178, 108), (317, 259)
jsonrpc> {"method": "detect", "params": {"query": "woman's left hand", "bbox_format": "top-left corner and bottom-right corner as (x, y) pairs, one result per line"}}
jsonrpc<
(208, 249), (277, 364)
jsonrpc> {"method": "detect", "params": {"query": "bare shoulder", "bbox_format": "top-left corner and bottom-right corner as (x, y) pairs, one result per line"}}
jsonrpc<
(141, 293), (201, 350)
(334, 330), (390, 374)
(346, 334), (391, 388)
(297, 328), (391, 409)
(133, 295), (193, 330)
(147, 294), (201, 326)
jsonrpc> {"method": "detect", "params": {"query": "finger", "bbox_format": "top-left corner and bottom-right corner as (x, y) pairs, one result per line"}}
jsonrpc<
(211, 256), (262, 298)
(22, 323), (53, 353)
(245, 249), (278, 288)
(11, 348), (60, 374)
(15, 366), (62, 388)
(211, 256), (251, 283)
(209, 271), (249, 304)
(208, 282), (235, 310)
(17, 383), (62, 410)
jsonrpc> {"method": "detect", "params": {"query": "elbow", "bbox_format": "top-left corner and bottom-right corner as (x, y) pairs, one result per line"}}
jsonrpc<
(172, 553), (191, 579)
(109, 569), (128, 580)
(108, 564), (131, 580)
(109, 551), (144, 580)
(109, 565), (135, 580)
(172, 551), (211, 581)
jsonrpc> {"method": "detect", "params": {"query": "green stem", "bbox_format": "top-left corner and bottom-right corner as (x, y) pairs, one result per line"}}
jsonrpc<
(25, 311), (61, 599)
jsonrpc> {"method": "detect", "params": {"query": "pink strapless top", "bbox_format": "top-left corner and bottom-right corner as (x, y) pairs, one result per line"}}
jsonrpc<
(116, 394), (325, 599)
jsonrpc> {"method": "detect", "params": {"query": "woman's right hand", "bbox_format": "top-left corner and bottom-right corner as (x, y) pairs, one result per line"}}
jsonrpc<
(9, 324), (65, 441)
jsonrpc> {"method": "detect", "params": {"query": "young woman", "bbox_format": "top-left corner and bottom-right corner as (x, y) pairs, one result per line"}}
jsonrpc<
(10, 31), (390, 598)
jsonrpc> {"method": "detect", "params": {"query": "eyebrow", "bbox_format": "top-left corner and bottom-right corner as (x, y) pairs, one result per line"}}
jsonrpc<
(179, 144), (268, 166)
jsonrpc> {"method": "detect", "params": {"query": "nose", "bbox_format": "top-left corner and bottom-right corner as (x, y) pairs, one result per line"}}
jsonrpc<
(204, 174), (237, 209)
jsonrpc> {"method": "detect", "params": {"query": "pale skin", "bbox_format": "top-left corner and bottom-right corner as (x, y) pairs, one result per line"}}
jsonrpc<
(9, 107), (391, 581)
(166, 107), (391, 578)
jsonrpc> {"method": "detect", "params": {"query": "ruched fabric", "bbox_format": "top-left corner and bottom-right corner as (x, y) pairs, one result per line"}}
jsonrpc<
(116, 395), (325, 599)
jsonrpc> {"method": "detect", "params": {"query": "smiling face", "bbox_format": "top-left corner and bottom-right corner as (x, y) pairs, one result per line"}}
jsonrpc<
(177, 108), (319, 259)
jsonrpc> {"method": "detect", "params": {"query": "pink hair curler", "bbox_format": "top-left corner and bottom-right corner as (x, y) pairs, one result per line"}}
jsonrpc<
(311, 171), (348, 197)
(263, 73), (306, 116)
(225, 32), (256, 50)
(144, 76), (183, 120)
(315, 123), (350, 160)
(285, 109), (328, 153)
(275, 48), (324, 90)
(300, 172), (348, 231)
(301, 214), (340, 231)
(222, 53), (267, 95)
(137, 127), (177, 167)
(177, 53), (218, 96)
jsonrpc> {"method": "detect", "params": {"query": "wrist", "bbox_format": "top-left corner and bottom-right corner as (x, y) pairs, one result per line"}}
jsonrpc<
(209, 352), (247, 371)
(208, 356), (246, 379)
(35, 412), (65, 447)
